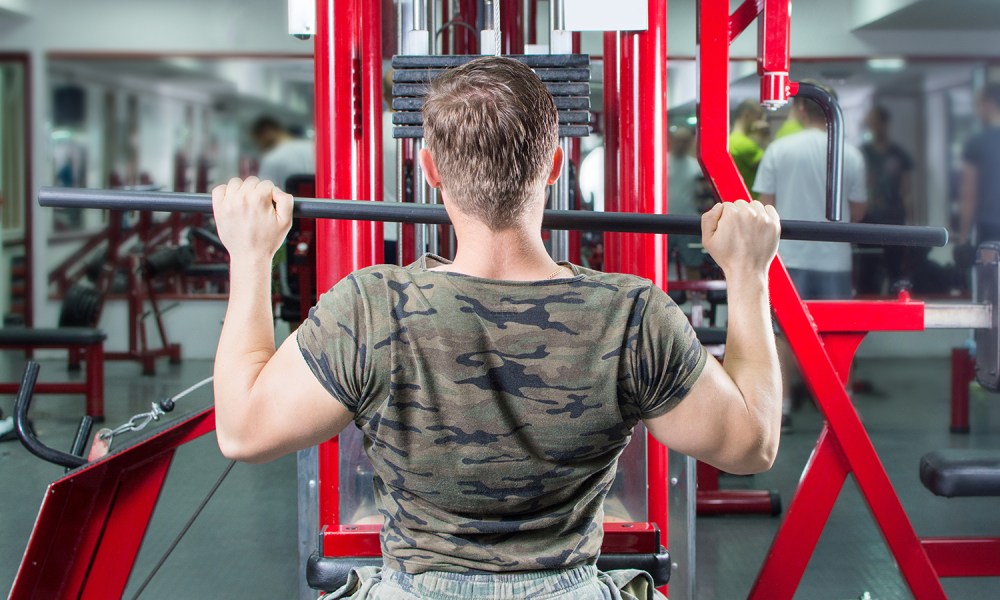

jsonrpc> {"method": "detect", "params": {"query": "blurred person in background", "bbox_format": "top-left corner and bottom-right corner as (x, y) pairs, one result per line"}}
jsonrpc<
(858, 106), (914, 294)
(730, 99), (766, 195)
(668, 127), (708, 277)
(251, 115), (315, 188)
(754, 82), (867, 431)
(958, 83), (1000, 247)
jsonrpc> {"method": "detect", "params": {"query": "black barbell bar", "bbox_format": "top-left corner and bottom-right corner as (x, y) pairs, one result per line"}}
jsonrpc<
(39, 187), (948, 248)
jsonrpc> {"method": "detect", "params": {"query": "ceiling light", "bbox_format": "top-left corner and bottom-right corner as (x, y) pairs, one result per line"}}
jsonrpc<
(867, 58), (907, 72)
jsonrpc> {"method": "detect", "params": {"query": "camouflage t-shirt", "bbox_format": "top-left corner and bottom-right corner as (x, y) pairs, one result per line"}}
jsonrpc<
(297, 255), (706, 575)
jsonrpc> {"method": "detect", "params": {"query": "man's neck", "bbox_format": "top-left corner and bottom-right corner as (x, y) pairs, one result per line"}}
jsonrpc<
(443, 220), (562, 281)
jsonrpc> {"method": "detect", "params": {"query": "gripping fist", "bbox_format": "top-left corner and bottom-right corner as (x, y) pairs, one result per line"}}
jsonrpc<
(701, 200), (781, 275)
(212, 177), (294, 261)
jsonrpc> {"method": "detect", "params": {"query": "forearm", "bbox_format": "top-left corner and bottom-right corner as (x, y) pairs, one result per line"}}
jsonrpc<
(214, 257), (276, 444)
(722, 270), (782, 457)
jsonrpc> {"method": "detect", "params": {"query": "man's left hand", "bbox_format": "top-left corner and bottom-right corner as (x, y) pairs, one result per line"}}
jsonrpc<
(212, 177), (294, 261)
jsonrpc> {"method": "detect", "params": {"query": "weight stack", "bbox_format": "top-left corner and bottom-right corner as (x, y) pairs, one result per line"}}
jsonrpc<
(390, 54), (592, 140)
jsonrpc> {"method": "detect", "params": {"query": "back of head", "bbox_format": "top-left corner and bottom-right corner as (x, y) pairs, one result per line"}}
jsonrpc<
(735, 99), (762, 123)
(794, 80), (836, 125)
(423, 57), (559, 230)
(251, 115), (285, 151)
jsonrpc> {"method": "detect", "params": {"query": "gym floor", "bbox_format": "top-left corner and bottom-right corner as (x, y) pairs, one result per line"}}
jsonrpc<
(1, 354), (998, 599)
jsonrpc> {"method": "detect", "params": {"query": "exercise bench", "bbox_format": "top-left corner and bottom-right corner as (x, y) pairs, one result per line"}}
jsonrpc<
(917, 449), (1000, 578)
(0, 328), (106, 420)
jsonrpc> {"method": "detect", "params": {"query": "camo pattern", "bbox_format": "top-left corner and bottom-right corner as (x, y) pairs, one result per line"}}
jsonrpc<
(298, 255), (706, 575)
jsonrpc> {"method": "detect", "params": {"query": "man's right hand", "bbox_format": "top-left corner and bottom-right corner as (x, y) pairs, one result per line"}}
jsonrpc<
(701, 200), (781, 276)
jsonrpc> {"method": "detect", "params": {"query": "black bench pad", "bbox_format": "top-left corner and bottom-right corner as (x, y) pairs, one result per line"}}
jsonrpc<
(0, 327), (106, 346)
(920, 449), (1000, 498)
(307, 550), (671, 592)
(694, 327), (727, 346)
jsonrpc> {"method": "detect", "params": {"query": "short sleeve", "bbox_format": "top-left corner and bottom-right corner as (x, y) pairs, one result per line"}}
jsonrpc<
(630, 285), (709, 420)
(296, 274), (369, 412)
(752, 147), (777, 195)
(845, 146), (867, 204)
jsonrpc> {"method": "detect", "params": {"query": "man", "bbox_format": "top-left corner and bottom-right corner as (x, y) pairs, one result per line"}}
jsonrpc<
(958, 83), (1000, 246)
(667, 127), (707, 275)
(858, 106), (914, 294)
(754, 82), (866, 430)
(251, 115), (315, 188)
(730, 99), (766, 194)
(212, 58), (781, 599)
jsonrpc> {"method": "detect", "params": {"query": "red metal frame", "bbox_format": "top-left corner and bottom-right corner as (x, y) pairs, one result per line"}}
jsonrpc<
(0, 341), (104, 418)
(698, 1), (1000, 596)
(10, 408), (216, 599)
(315, 0), (384, 556)
(950, 347), (973, 433)
(616, 4), (671, 595)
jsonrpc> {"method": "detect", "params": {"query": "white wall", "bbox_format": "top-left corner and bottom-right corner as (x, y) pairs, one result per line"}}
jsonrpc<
(666, 1), (1000, 59)
(0, 0), (313, 356)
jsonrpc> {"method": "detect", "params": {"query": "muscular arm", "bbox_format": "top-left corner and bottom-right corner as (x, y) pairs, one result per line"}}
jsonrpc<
(959, 164), (978, 244)
(213, 178), (352, 463)
(644, 201), (782, 475)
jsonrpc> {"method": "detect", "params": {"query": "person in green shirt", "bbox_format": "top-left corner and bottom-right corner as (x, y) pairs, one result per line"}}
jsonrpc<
(730, 99), (766, 194)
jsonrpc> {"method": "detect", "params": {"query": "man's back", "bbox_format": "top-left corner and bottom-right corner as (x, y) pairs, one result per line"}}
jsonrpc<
(297, 256), (705, 574)
(964, 126), (1000, 228)
(753, 129), (866, 272)
(258, 138), (315, 187)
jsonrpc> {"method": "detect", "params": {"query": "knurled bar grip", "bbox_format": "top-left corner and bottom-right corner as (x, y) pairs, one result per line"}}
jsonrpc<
(39, 187), (948, 247)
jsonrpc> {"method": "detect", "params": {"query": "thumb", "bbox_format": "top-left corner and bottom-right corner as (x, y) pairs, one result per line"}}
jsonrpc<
(273, 189), (294, 227)
(701, 202), (724, 239)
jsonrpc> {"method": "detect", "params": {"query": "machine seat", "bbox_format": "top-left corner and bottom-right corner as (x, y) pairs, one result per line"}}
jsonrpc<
(694, 327), (726, 346)
(307, 550), (671, 592)
(920, 449), (1000, 497)
(0, 327), (106, 346)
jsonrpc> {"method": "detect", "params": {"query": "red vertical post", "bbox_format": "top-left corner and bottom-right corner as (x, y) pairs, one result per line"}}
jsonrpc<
(619, 0), (670, 566)
(602, 31), (620, 274)
(950, 347), (972, 434)
(315, 0), (383, 550)
(458, 0), (478, 53)
(441, 0), (451, 54)
(501, 0), (524, 54)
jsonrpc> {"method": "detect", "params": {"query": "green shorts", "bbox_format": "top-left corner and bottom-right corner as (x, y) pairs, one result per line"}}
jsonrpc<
(320, 564), (667, 600)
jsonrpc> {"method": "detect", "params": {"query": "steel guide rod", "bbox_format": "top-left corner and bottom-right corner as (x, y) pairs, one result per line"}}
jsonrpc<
(39, 187), (949, 247)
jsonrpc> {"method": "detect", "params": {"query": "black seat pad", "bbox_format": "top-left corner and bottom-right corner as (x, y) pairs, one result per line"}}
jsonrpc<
(0, 327), (105, 346)
(694, 327), (726, 346)
(307, 550), (671, 592)
(184, 264), (230, 276)
(920, 449), (1000, 497)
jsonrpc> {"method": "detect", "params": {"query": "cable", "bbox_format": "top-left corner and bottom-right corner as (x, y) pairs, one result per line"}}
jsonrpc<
(493, 0), (501, 56)
(129, 460), (236, 599)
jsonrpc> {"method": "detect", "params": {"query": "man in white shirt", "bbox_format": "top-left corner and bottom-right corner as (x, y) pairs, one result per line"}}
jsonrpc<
(753, 84), (867, 299)
(752, 83), (866, 431)
(252, 116), (315, 188)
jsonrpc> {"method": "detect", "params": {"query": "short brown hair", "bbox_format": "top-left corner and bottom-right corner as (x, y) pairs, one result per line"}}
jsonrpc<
(423, 57), (559, 229)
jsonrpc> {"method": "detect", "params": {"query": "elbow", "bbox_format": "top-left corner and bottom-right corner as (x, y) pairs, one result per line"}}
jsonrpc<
(216, 430), (270, 464)
(726, 423), (780, 475)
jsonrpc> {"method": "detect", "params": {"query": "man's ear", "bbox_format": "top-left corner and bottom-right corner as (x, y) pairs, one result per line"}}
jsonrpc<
(418, 148), (442, 189)
(546, 146), (564, 185)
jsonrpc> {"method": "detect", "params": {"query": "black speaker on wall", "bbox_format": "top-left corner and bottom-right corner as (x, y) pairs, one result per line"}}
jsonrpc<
(53, 85), (86, 129)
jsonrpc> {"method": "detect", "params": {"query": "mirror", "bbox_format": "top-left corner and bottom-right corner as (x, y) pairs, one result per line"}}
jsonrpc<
(45, 56), (314, 302)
